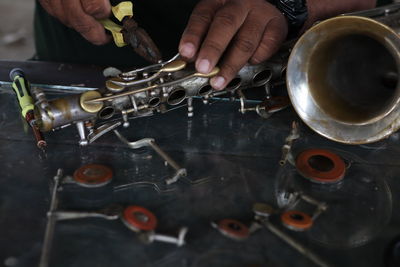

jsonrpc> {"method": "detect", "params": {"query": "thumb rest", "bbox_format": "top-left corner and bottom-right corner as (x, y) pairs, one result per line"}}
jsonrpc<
(33, 51), (290, 145)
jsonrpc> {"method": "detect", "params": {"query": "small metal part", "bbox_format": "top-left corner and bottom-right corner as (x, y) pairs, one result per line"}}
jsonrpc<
(79, 91), (104, 113)
(53, 204), (123, 221)
(296, 149), (346, 184)
(25, 111), (47, 149)
(73, 164), (113, 188)
(106, 79), (125, 92)
(141, 227), (188, 247)
(212, 219), (250, 241)
(120, 53), (179, 77)
(87, 121), (122, 144)
(103, 66), (122, 78)
(280, 121), (300, 166)
(239, 95), (290, 118)
(121, 205), (158, 232)
(114, 130), (187, 184)
(121, 110), (130, 128)
(76, 121), (88, 146)
(251, 203), (331, 266)
(260, 218), (332, 267)
(187, 97), (194, 117)
(281, 210), (314, 231)
(161, 60), (187, 73)
(298, 194), (328, 221)
(253, 203), (275, 218)
(283, 192), (328, 225)
(31, 86), (50, 111)
(39, 169), (63, 267)
(195, 67), (220, 78)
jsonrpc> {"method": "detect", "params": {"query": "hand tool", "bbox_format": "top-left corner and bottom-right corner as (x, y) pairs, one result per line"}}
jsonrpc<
(9, 68), (46, 150)
(99, 1), (162, 63)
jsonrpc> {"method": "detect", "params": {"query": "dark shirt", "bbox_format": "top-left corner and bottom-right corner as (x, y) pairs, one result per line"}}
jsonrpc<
(34, 0), (198, 68)
(35, 0), (386, 68)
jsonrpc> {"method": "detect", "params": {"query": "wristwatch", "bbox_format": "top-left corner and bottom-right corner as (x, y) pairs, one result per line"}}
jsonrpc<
(270, 0), (308, 36)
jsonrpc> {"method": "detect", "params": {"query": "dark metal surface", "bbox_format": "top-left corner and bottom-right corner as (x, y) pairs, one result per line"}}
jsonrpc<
(0, 61), (399, 267)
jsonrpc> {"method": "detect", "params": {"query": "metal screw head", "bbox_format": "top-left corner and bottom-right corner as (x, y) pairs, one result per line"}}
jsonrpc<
(79, 140), (89, 146)
(253, 203), (275, 218)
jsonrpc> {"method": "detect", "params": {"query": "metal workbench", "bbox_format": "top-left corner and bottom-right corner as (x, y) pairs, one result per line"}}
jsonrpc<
(0, 60), (399, 267)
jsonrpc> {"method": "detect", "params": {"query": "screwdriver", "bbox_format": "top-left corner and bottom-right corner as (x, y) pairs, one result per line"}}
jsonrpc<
(9, 68), (47, 150)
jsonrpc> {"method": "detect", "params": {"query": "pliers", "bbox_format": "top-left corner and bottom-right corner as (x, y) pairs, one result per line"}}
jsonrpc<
(99, 1), (162, 63)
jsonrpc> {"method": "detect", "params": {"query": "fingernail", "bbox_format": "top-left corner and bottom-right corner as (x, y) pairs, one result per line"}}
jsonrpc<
(211, 76), (226, 90)
(197, 59), (211, 74)
(179, 43), (195, 58)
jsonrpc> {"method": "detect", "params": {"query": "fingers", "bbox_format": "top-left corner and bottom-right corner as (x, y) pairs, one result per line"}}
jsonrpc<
(179, 0), (224, 60)
(250, 16), (288, 64)
(209, 9), (269, 89)
(62, 0), (110, 45)
(195, 1), (248, 74)
(39, 0), (111, 45)
(180, 0), (288, 90)
(39, 0), (68, 25)
(81, 0), (111, 19)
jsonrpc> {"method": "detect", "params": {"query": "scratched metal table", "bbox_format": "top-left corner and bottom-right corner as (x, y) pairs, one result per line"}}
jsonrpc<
(0, 61), (399, 267)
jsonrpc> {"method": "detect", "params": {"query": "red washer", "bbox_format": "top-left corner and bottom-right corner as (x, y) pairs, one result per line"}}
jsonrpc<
(218, 219), (249, 241)
(122, 206), (158, 232)
(73, 164), (113, 187)
(296, 149), (346, 184)
(281, 210), (313, 231)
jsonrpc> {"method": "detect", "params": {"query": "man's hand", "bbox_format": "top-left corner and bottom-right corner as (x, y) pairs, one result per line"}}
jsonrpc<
(179, 0), (288, 90)
(39, 0), (111, 45)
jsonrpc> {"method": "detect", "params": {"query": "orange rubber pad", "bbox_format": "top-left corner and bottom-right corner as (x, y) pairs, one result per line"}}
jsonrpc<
(122, 206), (158, 232)
(218, 219), (249, 240)
(73, 164), (113, 187)
(296, 149), (346, 183)
(281, 210), (313, 231)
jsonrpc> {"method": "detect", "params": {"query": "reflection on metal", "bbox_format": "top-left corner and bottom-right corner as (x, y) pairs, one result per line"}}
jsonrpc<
(114, 130), (187, 184)
(30, 46), (287, 145)
(39, 169), (63, 267)
(275, 150), (393, 248)
(287, 4), (400, 144)
(52, 204), (123, 221)
(138, 227), (188, 247)
(280, 121), (300, 166)
(252, 203), (332, 267)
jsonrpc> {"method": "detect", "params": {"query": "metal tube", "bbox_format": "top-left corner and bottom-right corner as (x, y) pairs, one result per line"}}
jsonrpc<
(262, 220), (332, 267)
(39, 169), (63, 267)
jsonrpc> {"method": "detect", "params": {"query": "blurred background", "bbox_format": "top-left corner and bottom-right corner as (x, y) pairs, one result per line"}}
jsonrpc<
(0, 0), (34, 60)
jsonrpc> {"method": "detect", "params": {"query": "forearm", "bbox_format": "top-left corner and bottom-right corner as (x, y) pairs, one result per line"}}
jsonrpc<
(304, 0), (377, 29)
